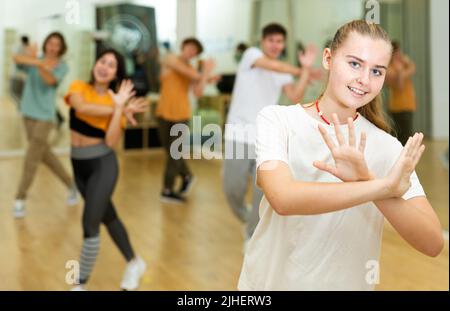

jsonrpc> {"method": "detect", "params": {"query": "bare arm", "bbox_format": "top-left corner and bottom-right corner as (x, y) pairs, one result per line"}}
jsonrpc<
(13, 54), (41, 67)
(68, 93), (115, 117)
(37, 66), (58, 86)
(253, 56), (301, 76)
(164, 54), (202, 81)
(105, 80), (135, 147)
(192, 59), (215, 98)
(283, 67), (310, 103)
(257, 161), (390, 216)
(314, 117), (443, 257)
(374, 196), (444, 257)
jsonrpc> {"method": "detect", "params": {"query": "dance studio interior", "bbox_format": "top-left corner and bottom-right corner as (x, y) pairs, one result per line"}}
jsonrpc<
(0, 0), (448, 292)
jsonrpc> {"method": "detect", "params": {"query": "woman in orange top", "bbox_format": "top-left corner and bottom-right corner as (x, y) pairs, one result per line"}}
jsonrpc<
(65, 49), (148, 291)
(386, 41), (417, 145)
(156, 37), (216, 204)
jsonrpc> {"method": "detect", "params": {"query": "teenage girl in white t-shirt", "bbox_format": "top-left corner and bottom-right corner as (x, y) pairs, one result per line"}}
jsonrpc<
(238, 20), (444, 291)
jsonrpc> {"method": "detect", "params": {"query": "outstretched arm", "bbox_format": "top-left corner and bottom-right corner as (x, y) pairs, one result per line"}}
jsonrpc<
(314, 116), (443, 257)
(258, 161), (391, 216)
(282, 44), (320, 103)
(253, 57), (301, 76)
(164, 54), (203, 81)
(192, 59), (216, 98)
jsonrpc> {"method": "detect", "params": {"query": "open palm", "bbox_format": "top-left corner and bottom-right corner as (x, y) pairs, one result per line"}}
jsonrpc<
(314, 114), (371, 182)
(124, 97), (149, 126)
(385, 133), (425, 197)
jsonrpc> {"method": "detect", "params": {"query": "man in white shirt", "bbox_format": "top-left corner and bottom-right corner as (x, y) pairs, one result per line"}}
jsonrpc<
(223, 23), (318, 246)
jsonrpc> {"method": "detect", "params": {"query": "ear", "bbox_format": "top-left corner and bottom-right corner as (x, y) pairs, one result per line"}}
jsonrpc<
(322, 48), (332, 70)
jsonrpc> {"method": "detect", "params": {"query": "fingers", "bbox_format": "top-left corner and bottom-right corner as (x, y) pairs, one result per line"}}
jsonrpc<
(409, 132), (424, 162)
(318, 124), (335, 151)
(358, 131), (367, 153)
(331, 113), (345, 146)
(401, 133), (425, 169)
(126, 113), (138, 126)
(347, 117), (356, 147)
(400, 136), (413, 157)
(313, 160), (336, 176)
(119, 79), (135, 95)
(412, 144), (425, 167)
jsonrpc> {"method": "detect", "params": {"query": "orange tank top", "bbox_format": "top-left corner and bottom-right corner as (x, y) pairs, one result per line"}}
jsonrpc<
(389, 78), (417, 112)
(156, 67), (192, 121)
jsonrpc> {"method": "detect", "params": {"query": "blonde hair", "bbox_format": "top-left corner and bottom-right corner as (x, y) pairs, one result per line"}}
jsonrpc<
(328, 20), (393, 133)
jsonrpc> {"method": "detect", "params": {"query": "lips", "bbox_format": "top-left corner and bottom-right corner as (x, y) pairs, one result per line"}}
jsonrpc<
(96, 70), (108, 79)
(348, 86), (368, 97)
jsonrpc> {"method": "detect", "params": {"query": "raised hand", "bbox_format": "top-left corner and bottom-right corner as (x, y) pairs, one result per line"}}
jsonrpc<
(108, 79), (136, 107)
(124, 97), (149, 126)
(28, 43), (39, 58)
(384, 133), (425, 198)
(298, 43), (318, 68)
(202, 58), (216, 74)
(313, 114), (371, 182)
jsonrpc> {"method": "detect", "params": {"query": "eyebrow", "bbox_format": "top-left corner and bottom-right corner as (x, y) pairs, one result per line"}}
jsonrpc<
(346, 55), (387, 70)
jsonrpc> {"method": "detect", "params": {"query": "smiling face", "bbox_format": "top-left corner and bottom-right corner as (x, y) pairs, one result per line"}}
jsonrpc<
(323, 32), (392, 110)
(93, 53), (118, 85)
(181, 43), (200, 61)
(44, 36), (63, 58)
(261, 33), (285, 59)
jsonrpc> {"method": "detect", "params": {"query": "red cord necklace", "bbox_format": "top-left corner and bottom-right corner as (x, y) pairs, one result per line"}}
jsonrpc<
(315, 99), (358, 125)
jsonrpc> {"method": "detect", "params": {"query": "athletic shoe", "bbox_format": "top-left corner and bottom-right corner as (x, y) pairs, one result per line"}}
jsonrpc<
(70, 285), (87, 291)
(179, 175), (196, 196)
(160, 190), (186, 205)
(120, 256), (146, 291)
(13, 200), (26, 218)
(66, 185), (79, 206)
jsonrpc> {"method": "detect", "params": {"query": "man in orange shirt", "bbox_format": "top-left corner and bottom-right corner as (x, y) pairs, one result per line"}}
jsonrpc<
(156, 38), (216, 204)
(386, 41), (417, 145)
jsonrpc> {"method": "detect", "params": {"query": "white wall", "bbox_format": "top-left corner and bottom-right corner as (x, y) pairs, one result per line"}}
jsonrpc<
(0, 0), (178, 96)
(196, 0), (252, 74)
(430, 0), (449, 139)
(293, 0), (364, 102)
(177, 0), (197, 48)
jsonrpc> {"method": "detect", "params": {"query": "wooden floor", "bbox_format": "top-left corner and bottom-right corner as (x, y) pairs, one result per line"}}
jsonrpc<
(0, 97), (448, 291)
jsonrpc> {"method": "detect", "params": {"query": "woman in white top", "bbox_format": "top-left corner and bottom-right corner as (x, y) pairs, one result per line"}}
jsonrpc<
(238, 20), (444, 291)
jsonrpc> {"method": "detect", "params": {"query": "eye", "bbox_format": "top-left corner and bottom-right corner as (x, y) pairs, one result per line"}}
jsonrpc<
(349, 61), (360, 69)
(372, 69), (383, 76)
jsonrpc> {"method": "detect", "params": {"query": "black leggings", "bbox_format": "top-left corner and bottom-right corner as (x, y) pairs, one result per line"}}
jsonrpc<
(71, 149), (134, 261)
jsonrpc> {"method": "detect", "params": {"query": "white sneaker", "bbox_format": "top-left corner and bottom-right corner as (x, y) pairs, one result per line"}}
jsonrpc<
(66, 185), (79, 206)
(70, 285), (87, 291)
(120, 256), (146, 291)
(13, 200), (26, 218)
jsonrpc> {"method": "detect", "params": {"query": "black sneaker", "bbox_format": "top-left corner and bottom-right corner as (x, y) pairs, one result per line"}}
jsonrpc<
(179, 175), (196, 195)
(160, 190), (186, 204)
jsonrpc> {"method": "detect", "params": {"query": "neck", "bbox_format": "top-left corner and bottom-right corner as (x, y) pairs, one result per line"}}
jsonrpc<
(94, 82), (109, 95)
(318, 88), (357, 124)
(44, 54), (59, 61)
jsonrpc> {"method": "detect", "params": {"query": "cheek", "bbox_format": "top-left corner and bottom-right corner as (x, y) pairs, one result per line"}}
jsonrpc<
(371, 78), (385, 93)
(329, 64), (349, 87)
(109, 68), (117, 78)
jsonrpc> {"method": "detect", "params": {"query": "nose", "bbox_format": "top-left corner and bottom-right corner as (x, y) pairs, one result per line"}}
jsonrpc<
(358, 68), (370, 86)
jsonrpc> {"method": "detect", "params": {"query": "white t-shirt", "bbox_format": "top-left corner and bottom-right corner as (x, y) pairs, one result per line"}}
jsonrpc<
(238, 104), (425, 291)
(224, 47), (294, 145)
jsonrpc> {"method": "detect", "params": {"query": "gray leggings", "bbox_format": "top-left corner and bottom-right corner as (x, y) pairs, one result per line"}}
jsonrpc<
(223, 142), (263, 238)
